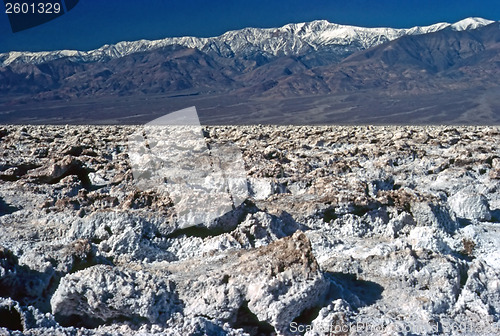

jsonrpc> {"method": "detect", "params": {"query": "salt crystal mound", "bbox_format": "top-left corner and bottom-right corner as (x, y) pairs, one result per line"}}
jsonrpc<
(127, 106), (248, 228)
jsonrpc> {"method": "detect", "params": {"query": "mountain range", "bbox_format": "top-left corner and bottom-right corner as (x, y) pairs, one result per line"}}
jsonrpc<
(0, 17), (499, 125)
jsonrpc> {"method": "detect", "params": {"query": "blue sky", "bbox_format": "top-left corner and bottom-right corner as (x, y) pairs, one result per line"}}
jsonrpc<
(1, 0), (500, 53)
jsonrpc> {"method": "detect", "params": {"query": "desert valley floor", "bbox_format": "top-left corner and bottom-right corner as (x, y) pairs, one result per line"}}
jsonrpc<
(0, 125), (499, 335)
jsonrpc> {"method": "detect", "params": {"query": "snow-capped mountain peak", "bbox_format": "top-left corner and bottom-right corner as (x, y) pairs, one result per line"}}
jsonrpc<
(0, 17), (495, 66)
(450, 17), (494, 31)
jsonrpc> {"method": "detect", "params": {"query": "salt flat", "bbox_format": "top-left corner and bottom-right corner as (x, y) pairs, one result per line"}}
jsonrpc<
(0, 125), (499, 335)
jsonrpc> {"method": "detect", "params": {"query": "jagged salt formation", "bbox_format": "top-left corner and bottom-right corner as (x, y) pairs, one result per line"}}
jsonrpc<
(0, 125), (499, 335)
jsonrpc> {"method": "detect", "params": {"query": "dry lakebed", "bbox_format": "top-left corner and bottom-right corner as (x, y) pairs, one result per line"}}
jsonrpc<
(0, 125), (499, 335)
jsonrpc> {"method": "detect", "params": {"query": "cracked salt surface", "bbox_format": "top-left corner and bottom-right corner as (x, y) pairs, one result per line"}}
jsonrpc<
(0, 124), (499, 335)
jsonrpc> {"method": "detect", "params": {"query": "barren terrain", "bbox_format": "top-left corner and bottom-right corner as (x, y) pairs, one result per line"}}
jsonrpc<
(0, 125), (499, 335)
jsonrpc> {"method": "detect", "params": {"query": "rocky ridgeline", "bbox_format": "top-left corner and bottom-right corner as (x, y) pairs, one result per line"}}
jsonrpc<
(0, 125), (499, 335)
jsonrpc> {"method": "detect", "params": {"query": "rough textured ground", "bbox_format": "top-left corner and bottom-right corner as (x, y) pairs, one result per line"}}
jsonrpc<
(0, 125), (499, 335)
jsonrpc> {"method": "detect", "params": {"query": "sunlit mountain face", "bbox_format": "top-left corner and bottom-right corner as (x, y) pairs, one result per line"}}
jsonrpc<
(0, 18), (499, 125)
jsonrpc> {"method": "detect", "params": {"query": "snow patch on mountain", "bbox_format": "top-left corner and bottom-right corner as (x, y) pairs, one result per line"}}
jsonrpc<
(0, 17), (495, 66)
(451, 17), (494, 31)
